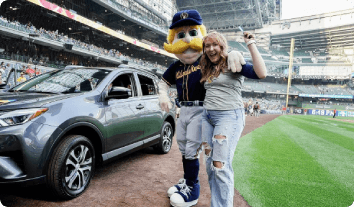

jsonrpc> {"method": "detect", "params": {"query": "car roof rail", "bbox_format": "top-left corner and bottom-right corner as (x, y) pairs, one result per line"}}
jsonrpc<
(118, 64), (159, 78)
(64, 65), (85, 69)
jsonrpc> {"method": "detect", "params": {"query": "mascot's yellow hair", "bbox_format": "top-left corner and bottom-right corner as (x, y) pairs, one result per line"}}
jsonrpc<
(167, 25), (207, 44)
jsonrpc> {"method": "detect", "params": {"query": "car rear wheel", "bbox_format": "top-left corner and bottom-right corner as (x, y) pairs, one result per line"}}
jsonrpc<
(154, 122), (173, 154)
(47, 135), (95, 199)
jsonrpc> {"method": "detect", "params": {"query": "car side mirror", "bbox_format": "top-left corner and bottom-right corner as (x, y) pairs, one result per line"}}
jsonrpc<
(106, 86), (131, 99)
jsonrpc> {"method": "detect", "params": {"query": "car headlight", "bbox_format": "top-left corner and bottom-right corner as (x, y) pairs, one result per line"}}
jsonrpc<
(0, 108), (48, 127)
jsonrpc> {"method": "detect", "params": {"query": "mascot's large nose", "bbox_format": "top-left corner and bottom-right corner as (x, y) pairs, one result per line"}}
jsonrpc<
(183, 35), (192, 43)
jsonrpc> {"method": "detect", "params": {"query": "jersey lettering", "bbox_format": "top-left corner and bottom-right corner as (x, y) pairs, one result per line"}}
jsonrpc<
(176, 65), (201, 80)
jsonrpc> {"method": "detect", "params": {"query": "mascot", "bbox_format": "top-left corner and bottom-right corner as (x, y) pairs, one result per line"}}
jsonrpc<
(158, 10), (245, 207)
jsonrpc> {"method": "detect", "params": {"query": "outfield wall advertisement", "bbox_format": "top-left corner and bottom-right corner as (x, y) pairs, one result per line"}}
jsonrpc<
(307, 109), (354, 117)
(299, 94), (353, 99)
(308, 109), (334, 116)
(302, 103), (354, 111)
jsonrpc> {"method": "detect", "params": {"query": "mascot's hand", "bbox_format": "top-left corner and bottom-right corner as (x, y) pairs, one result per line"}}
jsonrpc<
(158, 80), (172, 112)
(160, 101), (172, 113)
(227, 51), (246, 73)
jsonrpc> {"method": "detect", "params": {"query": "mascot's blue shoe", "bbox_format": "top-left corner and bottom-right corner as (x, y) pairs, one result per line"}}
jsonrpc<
(170, 181), (200, 207)
(167, 178), (187, 197)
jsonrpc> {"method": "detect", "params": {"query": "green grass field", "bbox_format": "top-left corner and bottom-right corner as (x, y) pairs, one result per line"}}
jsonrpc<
(233, 115), (354, 207)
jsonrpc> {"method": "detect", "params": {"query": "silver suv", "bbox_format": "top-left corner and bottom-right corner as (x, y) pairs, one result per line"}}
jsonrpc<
(0, 65), (175, 199)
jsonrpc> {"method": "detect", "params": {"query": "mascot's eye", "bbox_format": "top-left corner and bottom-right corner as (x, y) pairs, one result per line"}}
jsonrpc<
(177, 32), (186, 39)
(189, 30), (198, 36)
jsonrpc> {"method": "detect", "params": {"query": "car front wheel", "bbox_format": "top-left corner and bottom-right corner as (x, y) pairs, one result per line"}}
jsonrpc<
(154, 122), (173, 154)
(47, 135), (95, 199)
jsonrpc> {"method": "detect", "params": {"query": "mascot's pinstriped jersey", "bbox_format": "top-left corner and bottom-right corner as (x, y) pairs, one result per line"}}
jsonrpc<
(162, 60), (205, 102)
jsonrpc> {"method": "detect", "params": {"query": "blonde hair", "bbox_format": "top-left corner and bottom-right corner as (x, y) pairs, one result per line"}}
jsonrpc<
(200, 31), (229, 83)
(166, 25), (207, 44)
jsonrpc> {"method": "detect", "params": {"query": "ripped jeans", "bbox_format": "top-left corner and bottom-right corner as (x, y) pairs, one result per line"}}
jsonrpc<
(201, 108), (245, 207)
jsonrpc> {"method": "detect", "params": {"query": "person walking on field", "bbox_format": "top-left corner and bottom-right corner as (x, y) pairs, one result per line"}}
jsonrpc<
(254, 101), (260, 117)
(243, 101), (248, 116)
(200, 31), (266, 207)
(333, 108), (337, 118)
(247, 99), (253, 116)
(248, 104), (253, 116)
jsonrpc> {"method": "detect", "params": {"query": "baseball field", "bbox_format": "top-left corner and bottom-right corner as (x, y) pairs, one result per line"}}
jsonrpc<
(233, 115), (354, 207)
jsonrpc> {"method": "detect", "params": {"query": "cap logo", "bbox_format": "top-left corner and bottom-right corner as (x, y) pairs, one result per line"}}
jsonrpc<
(180, 12), (189, 19)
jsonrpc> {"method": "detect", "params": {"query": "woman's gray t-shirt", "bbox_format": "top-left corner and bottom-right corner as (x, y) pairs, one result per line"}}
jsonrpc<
(203, 63), (259, 110)
(204, 71), (244, 110)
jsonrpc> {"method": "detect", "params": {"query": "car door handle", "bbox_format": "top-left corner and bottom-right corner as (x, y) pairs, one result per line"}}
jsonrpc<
(136, 104), (144, 110)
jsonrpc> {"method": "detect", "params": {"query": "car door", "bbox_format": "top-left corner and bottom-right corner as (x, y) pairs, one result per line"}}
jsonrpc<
(136, 73), (163, 140)
(104, 72), (146, 152)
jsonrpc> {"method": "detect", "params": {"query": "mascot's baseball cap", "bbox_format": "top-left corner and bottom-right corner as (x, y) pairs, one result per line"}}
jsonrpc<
(169, 10), (203, 29)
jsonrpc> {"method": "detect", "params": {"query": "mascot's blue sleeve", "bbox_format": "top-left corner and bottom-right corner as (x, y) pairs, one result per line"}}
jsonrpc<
(240, 62), (260, 79)
(162, 61), (179, 86)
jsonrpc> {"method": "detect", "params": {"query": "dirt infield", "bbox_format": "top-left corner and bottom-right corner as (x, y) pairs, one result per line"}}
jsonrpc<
(0, 114), (280, 207)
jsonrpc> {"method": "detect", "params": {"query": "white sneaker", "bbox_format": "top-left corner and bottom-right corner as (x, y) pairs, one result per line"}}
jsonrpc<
(167, 178), (186, 197)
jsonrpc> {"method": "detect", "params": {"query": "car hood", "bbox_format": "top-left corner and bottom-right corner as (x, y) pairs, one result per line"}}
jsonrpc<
(0, 92), (78, 110)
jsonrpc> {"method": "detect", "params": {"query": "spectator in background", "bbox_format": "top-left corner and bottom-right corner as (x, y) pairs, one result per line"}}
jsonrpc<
(1, 63), (8, 83)
(5, 63), (11, 70)
(0, 63), (5, 76)
(21, 65), (26, 73)
(35, 68), (41, 76)
(17, 72), (26, 83)
(282, 106), (286, 115)
(333, 108), (336, 118)
(26, 65), (35, 78)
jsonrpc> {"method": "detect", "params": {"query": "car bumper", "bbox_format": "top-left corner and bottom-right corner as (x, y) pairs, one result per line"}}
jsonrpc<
(0, 121), (61, 184)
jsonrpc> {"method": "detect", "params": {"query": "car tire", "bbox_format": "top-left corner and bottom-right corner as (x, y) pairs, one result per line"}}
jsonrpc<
(154, 122), (173, 154)
(46, 135), (95, 199)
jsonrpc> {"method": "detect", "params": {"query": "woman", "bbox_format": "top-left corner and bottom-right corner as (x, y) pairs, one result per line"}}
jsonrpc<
(200, 31), (266, 207)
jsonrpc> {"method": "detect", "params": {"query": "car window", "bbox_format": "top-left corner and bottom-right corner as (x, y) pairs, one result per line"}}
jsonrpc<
(138, 74), (156, 96)
(10, 68), (111, 93)
(109, 73), (136, 97)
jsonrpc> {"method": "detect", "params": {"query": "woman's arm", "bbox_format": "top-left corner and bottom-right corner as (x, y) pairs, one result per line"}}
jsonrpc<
(244, 32), (267, 79)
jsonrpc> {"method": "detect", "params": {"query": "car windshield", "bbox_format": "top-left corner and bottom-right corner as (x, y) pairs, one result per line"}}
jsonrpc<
(10, 68), (112, 93)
